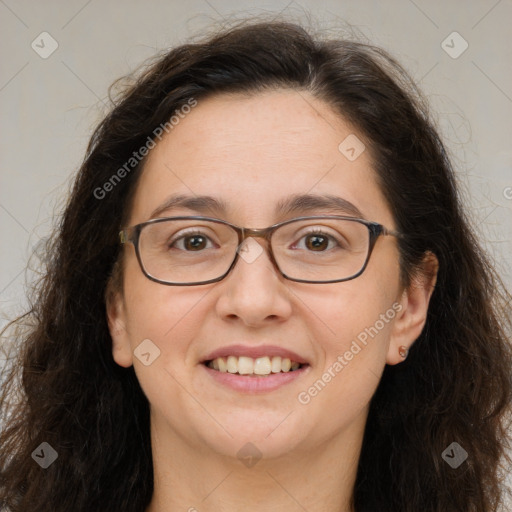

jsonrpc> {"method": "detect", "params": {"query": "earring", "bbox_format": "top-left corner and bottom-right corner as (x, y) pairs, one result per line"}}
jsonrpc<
(398, 346), (409, 359)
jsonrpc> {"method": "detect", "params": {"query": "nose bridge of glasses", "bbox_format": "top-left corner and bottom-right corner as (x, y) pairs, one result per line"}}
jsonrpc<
(240, 226), (274, 243)
(236, 226), (276, 260)
(232, 226), (281, 274)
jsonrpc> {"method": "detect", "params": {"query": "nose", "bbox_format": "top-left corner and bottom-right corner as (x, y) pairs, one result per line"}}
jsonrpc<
(214, 238), (293, 327)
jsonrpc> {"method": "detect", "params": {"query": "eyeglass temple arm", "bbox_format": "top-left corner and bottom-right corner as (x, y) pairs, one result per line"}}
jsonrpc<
(119, 226), (138, 244)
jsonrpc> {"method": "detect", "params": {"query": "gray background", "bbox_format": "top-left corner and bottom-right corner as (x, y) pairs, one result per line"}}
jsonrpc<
(1, 0), (511, 495)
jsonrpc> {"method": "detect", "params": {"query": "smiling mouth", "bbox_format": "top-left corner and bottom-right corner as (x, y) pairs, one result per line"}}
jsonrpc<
(203, 355), (307, 376)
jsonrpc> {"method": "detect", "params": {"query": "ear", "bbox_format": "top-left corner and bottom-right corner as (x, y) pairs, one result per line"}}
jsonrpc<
(386, 252), (438, 365)
(106, 279), (133, 368)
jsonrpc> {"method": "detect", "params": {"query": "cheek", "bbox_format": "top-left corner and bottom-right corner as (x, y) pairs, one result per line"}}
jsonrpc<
(306, 256), (400, 356)
(318, 287), (397, 384)
(121, 271), (210, 420)
(298, 262), (401, 412)
(120, 265), (228, 445)
(121, 255), (209, 372)
(295, 301), (397, 439)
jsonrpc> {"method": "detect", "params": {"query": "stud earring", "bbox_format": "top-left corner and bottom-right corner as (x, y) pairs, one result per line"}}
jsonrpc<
(398, 346), (409, 359)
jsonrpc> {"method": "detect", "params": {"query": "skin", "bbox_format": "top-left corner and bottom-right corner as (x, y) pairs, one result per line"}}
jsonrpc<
(107, 89), (437, 512)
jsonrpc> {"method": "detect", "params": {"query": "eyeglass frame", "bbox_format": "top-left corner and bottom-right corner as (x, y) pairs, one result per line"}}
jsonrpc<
(119, 215), (403, 286)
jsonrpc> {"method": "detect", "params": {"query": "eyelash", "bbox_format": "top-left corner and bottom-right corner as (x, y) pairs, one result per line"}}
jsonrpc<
(291, 228), (341, 250)
(169, 229), (217, 250)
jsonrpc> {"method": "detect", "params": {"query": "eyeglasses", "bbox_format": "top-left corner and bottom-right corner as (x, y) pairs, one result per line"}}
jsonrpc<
(119, 215), (402, 286)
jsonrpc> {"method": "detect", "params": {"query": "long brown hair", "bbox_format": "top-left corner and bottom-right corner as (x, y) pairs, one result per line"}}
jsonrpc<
(1, 18), (511, 512)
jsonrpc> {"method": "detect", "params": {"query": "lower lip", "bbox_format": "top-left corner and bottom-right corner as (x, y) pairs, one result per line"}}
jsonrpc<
(201, 364), (310, 393)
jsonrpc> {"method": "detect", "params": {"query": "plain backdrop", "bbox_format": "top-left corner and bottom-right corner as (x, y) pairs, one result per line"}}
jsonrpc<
(1, 0), (511, 495)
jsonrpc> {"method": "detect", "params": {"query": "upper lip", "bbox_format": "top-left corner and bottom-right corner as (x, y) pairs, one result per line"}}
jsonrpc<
(202, 344), (309, 364)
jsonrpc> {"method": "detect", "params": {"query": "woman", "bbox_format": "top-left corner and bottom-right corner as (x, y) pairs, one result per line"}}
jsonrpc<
(1, 19), (511, 512)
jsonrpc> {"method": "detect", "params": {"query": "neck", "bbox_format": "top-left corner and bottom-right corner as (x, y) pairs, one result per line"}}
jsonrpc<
(145, 409), (366, 512)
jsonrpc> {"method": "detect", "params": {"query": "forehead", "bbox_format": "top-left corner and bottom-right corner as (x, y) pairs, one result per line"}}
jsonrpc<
(127, 89), (393, 228)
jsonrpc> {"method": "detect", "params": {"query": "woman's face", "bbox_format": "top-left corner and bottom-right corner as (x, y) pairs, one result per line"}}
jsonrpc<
(108, 89), (428, 461)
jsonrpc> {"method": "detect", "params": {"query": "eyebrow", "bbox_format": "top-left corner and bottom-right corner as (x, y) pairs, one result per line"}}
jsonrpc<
(149, 193), (365, 220)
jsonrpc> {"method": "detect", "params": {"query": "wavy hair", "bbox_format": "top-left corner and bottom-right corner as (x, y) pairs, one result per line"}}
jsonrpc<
(1, 18), (511, 512)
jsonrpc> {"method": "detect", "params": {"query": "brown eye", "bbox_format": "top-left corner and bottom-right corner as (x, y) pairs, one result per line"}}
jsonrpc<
(170, 231), (213, 251)
(305, 234), (329, 251)
(184, 235), (207, 251)
(292, 229), (339, 252)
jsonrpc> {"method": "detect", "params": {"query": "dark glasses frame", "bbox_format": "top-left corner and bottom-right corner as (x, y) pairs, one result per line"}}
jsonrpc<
(119, 215), (403, 285)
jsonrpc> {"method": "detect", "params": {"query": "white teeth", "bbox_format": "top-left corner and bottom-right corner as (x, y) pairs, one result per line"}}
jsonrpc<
(254, 356), (271, 375)
(271, 356), (282, 373)
(217, 357), (227, 373)
(237, 356), (254, 375)
(207, 355), (303, 375)
(227, 356), (238, 373)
